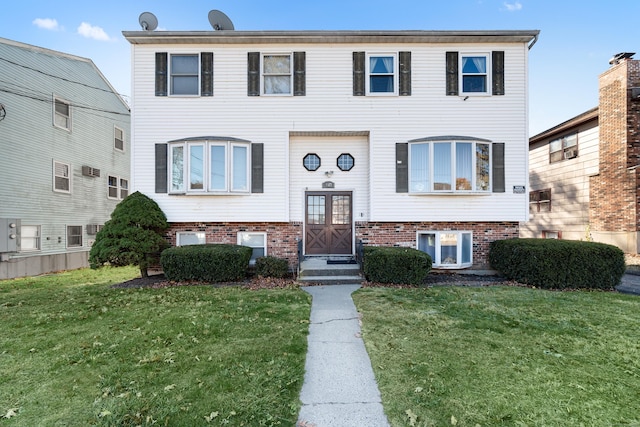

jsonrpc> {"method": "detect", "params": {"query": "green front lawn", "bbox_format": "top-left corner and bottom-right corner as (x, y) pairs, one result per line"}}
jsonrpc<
(354, 286), (640, 427)
(0, 267), (310, 426)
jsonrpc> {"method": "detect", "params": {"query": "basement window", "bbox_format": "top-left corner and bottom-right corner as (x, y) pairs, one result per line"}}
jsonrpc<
(417, 231), (472, 269)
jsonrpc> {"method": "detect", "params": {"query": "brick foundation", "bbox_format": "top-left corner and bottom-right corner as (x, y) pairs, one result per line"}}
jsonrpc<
(166, 221), (519, 270)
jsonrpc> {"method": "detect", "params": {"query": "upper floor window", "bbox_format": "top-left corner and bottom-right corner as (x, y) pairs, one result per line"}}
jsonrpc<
(367, 54), (397, 95)
(155, 52), (213, 97)
(461, 54), (489, 94)
(262, 53), (292, 95)
(337, 153), (354, 171)
(53, 160), (71, 193)
(303, 153), (321, 171)
(53, 97), (71, 130)
(114, 126), (125, 151)
(418, 231), (472, 269)
(169, 139), (250, 194)
(549, 134), (578, 163)
(409, 140), (491, 193)
(446, 51), (504, 96)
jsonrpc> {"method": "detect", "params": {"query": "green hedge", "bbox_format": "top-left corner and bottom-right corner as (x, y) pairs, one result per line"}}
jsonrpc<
(363, 246), (432, 285)
(160, 244), (253, 282)
(489, 238), (625, 289)
(255, 256), (290, 278)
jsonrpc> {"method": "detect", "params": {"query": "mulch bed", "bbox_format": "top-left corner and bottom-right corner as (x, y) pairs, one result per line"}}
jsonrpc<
(112, 271), (514, 290)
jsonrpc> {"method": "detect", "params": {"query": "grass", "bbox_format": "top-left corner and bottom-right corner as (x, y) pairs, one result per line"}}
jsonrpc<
(353, 286), (640, 427)
(0, 266), (310, 426)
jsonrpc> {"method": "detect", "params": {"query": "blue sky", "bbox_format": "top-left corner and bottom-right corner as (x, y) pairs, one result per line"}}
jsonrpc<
(1, 0), (638, 135)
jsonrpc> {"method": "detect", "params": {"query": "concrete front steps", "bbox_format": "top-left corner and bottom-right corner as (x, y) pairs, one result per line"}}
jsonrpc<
(298, 256), (363, 285)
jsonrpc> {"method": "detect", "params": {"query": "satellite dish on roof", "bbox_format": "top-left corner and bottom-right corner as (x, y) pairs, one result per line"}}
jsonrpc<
(208, 10), (234, 30)
(139, 12), (158, 31)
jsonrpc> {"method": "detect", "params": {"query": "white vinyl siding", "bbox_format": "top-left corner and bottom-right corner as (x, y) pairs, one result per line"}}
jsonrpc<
(130, 42), (529, 223)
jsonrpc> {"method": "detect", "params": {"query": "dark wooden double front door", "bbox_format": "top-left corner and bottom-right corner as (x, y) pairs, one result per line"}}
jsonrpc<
(305, 191), (353, 255)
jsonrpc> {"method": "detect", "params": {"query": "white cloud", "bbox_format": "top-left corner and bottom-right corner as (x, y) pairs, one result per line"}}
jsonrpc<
(503, 1), (523, 11)
(33, 18), (61, 31)
(77, 22), (111, 41)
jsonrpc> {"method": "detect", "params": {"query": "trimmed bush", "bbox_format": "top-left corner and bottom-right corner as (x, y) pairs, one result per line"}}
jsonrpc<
(160, 244), (252, 282)
(254, 256), (290, 278)
(489, 238), (625, 289)
(364, 246), (432, 285)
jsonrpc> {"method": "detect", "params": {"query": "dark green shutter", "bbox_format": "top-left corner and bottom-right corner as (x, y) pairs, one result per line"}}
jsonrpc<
(293, 52), (306, 96)
(353, 51), (365, 96)
(251, 143), (264, 193)
(492, 51), (505, 96)
(399, 51), (411, 96)
(155, 143), (168, 193)
(492, 143), (505, 193)
(201, 52), (213, 96)
(155, 52), (168, 96)
(396, 143), (409, 193)
(446, 51), (458, 96)
(247, 52), (260, 96)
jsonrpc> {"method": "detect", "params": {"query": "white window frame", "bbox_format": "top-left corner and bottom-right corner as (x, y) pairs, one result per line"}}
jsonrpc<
(366, 53), (398, 96)
(417, 231), (473, 269)
(53, 96), (71, 130)
(114, 126), (125, 152)
(169, 140), (251, 195)
(176, 231), (206, 246)
(66, 225), (83, 248)
(237, 232), (267, 265)
(261, 53), (293, 96)
(169, 53), (200, 96)
(20, 225), (41, 252)
(107, 175), (129, 200)
(53, 160), (71, 194)
(549, 133), (578, 163)
(459, 53), (491, 96)
(409, 140), (492, 194)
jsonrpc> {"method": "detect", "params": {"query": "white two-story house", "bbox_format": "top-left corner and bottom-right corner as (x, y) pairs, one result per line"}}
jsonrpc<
(124, 27), (539, 270)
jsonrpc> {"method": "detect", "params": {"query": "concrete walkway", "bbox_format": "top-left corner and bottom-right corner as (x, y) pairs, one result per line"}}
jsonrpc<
(297, 285), (390, 427)
(617, 273), (640, 295)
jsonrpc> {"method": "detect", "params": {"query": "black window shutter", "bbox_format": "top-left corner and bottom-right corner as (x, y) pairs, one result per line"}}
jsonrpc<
(155, 52), (168, 96)
(155, 143), (168, 193)
(201, 52), (214, 96)
(492, 143), (505, 193)
(446, 51), (459, 96)
(396, 143), (409, 193)
(293, 52), (306, 96)
(251, 143), (264, 193)
(399, 51), (411, 96)
(492, 51), (505, 96)
(247, 52), (260, 96)
(353, 51), (365, 96)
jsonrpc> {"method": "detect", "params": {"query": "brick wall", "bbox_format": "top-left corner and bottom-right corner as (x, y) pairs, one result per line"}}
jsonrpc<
(590, 59), (640, 232)
(166, 220), (518, 270)
(356, 221), (519, 269)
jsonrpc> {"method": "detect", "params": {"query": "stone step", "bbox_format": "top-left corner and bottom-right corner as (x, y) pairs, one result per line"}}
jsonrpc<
(298, 266), (360, 277)
(297, 275), (363, 285)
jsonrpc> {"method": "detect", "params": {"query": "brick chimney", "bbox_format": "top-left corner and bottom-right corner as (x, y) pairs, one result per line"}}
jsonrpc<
(589, 53), (640, 246)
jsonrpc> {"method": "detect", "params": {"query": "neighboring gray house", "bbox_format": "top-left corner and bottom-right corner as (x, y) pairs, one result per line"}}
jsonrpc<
(0, 37), (131, 279)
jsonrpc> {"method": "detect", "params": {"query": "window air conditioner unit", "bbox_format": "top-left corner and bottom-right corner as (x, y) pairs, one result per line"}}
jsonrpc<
(564, 149), (577, 159)
(86, 224), (102, 235)
(82, 166), (101, 177)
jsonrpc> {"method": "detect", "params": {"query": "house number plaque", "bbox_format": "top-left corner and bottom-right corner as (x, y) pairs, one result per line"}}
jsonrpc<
(322, 181), (335, 189)
(513, 185), (526, 194)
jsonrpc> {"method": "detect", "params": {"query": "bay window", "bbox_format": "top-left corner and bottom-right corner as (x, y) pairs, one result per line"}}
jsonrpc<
(418, 231), (472, 268)
(169, 139), (250, 194)
(409, 139), (491, 193)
